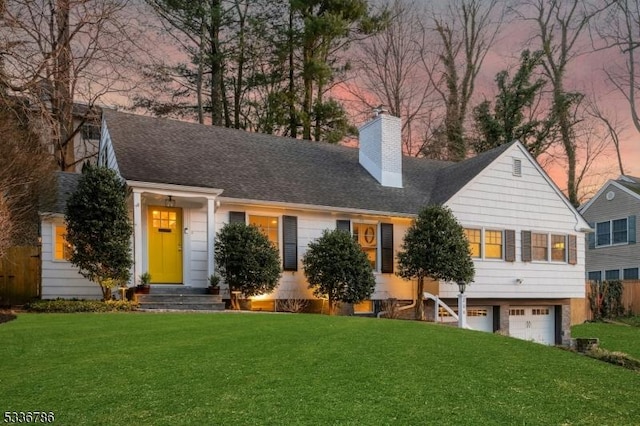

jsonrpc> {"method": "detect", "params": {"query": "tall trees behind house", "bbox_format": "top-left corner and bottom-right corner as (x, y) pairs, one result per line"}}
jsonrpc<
(141, 0), (380, 142)
(0, 0), (145, 171)
(522, 0), (613, 207)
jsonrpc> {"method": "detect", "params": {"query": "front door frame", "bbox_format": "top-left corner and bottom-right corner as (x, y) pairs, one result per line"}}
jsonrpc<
(147, 205), (183, 284)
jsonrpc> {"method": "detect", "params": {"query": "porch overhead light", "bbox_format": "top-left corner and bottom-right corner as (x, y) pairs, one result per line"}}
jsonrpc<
(165, 195), (176, 208)
(457, 280), (466, 294)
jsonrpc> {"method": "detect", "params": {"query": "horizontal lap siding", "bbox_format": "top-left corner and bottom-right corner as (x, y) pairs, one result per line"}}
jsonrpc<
(582, 184), (640, 274)
(41, 220), (101, 300)
(216, 206), (414, 300)
(444, 145), (585, 299)
(188, 209), (208, 287)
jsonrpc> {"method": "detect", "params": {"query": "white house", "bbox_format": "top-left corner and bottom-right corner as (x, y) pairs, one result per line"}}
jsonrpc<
(40, 109), (590, 345)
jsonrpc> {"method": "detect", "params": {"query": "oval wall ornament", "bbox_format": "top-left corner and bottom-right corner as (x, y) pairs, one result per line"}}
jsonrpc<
(606, 191), (615, 201)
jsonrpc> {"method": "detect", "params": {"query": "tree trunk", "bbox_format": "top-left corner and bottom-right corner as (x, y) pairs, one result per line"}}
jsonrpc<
(55, 0), (75, 171)
(415, 275), (425, 320)
(209, 0), (223, 126)
(302, 41), (313, 140)
(288, 7), (297, 138)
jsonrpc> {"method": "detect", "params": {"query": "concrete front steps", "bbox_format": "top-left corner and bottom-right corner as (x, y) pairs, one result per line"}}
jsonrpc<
(136, 286), (226, 311)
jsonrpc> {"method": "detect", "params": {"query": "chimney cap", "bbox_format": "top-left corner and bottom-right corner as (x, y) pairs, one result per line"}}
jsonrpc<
(373, 105), (388, 117)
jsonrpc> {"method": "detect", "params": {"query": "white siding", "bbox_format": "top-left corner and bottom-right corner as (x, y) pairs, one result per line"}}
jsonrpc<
(215, 204), (414, 300)
(41, 218), (102, 299)
(444, 144), (586, 299)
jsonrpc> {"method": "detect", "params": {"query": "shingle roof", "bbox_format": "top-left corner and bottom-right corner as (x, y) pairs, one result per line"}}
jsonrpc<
(103, 109), (511, 215)
(46, 171), (81, 214)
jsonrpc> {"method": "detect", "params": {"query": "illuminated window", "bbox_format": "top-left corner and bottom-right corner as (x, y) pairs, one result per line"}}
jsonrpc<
(485, 230), (502, 259)
(151, 209), (177, 230)
(551, 235), (566, 262)
(353, 223), (377, 269)
(55, 225), (72, 261)
(354, 300), (373, 313)
(464, 229), (481, 258)
(249, 215), (279, 249)
(532, 233), (548, 261)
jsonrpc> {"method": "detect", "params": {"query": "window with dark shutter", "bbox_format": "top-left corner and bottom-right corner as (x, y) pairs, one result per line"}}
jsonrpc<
(568, 234), (577, 265)
(282, 216), (298, 271)
(380, 223), (394, 273)
(505, 230), (516, 262)
(521, 230), (532, 262)
(229, 211), (246, 224)
(336, 220), (350, 232)
(629, 215), (636, 244)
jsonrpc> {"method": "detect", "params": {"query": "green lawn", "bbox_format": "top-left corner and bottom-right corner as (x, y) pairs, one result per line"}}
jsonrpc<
(1, 313), (639, 425)
(572, 319), (640, 359)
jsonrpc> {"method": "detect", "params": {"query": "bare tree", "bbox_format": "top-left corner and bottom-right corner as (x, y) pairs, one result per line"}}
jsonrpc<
(0, 98), (56, 252)
(0, 0), (146, 171)
(520, 0), (613, 206)
(348, 0), (440, 156)
(586, 97), (626, 176)
(425, 0), (504, 161)
(598, 0), (640, 137)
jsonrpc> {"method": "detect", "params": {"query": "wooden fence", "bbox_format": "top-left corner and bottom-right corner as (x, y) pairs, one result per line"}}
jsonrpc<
(0, 246), (41, 306)
(571, 280), (640, 324)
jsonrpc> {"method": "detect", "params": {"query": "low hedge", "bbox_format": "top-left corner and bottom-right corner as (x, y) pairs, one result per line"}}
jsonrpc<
(0, 312), (17, 325)
(26, 299), (138, 313)
(586, 347), (640, 372)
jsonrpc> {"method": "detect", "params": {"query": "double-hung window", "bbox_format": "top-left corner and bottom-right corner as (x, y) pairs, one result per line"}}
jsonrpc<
(532, 233), (548, 261)
(485, 230), (503, 259)
(464, 229), (481, 258)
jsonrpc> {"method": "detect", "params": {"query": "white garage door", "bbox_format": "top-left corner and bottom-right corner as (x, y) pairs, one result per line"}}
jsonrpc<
(437, 306), (493, 332)
(509, 306), (555, 345)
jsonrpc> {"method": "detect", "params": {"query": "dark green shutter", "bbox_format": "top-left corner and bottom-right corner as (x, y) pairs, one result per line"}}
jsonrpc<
(283, 216), (298, 271)
(587, 222), (595, 249)
(629, 216), (636, 244)
(336, 220), (350, 233)
(505, 230), (516, 262)
(521, 230), (531, 262)
(380, 223), (394, 273)
(568, 234), (577, 265)
(229, 211), (246, 224)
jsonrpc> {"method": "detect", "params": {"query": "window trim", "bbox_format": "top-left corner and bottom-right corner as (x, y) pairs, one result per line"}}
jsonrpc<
(464, 228), (482, 259)
(353, 221), (379, 271)
(484, 229), (504, 260)
(596, 218), (628, 247)
(531, 232), (548, 262)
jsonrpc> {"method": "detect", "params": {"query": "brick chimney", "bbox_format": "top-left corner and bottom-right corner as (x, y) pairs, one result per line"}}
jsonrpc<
(358, 108), (403, 188)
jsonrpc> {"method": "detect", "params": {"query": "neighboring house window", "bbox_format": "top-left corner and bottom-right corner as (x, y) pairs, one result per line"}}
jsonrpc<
(485, 230), (502, 259)
(596, 221), (611, 246)
(464, 229), (481, 258)
(605, 269), (620, 280)
(353, 223), (377, 269)
(623, 268), (639, 280)
(612, 218), (628, 244)
(551, 235), (566, 262)
(587, 271), (601, 282)
(81, 123), (101, 140)
(54, 225), (72, 261)
(595, 217), (635, 247)
(532, 233), (548, 261)
(249, 215), (279, 249)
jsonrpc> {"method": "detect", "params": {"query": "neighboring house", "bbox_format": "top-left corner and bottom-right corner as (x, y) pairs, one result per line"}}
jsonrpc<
(579, 175), (639, 282)
(40, 109), (590, 345)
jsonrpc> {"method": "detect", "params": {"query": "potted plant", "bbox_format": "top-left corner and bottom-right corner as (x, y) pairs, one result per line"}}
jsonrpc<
(208, 274), (221, 295)
(136, 272), (151, 294)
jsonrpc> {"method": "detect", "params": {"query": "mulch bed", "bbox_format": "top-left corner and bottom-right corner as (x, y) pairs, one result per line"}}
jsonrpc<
(0, 310), (17, 325)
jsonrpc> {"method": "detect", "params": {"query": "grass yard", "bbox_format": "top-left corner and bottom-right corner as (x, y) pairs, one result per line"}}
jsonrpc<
(1, 313), (639, 425)
(572, 319), (640, 359)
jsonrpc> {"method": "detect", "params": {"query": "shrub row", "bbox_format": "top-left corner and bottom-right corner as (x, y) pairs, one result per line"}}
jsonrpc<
(586, 347), (640, 372)
(26, 299), (138, 313)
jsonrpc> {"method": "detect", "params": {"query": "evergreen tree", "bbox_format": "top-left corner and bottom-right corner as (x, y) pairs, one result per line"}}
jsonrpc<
(65, 165), (133, 300)
(397, 205), (474, 320)
(302, 229), (376, 315)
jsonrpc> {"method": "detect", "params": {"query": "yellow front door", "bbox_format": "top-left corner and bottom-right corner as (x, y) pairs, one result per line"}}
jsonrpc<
(148, 206), (183, 284)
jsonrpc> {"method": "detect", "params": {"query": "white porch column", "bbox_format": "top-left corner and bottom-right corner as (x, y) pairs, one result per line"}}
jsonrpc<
(207, 197), (216, 278)
(133, 190), (143, 284)
(457, 293), (468, 329)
